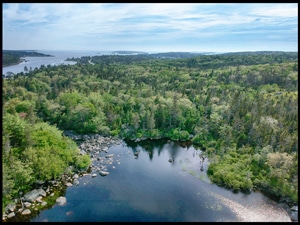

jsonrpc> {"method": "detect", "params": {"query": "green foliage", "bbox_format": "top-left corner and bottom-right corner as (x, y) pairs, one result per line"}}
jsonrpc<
(208, 150), (253, 192)
(2, 113), (91, 201)
(3, 113), (27, 154)
(2, 51), (298, 204)
(3, 50), (52, 67)
(75, 154), (92, 170)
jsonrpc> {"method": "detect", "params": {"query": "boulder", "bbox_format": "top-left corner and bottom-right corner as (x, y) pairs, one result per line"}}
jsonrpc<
(6, 203), (16, 213)
(7, 212), (15, 219)
(38, 188), (47, 197)
(105, 154), (114, 158)
(41, 201), (47, 206)
(66, 182), (73, 187)
(291, 206), (298, 211)
(56, 196), (67, 206)
(24, 202), (32, 208)
(23, 188), (46, 202)
(99, 171), (109, 176)
(290, 211), (298, 222)
(21, 209), (31, 215)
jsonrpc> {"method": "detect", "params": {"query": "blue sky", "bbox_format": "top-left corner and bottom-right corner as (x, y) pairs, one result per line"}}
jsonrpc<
(2, 3), (298, 53)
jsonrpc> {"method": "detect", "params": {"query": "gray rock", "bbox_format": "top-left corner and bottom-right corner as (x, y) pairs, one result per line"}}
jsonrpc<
(17, 208), (23, 213)
(291, 205), (298, 211)
(66, 182), (73, 187)
(23, 188), (46, 202)
(6, 203), (16, 213)
(21, 209), (31, 215)
(105, 154), (114, 158)
(56, 196), (67, 206)
(7, 212), (15, 218)
(41, 201), (47, 206)
(36, 196), (43, 203)
(38, 188), (47, 197)
(2, 214), (7, 221)
(99, 171), (109, 176)
(290, 211), (298, 221)
(24, 202), (32, 208)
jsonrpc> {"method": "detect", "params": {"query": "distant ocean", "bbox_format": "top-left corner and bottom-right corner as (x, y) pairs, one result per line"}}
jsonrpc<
(2, 50), (113, 76)
(2, 50), (219, 76)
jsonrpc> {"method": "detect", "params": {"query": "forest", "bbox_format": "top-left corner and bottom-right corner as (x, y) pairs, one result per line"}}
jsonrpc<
(2, 51), (298, 211)
(2, 50), (53, 67)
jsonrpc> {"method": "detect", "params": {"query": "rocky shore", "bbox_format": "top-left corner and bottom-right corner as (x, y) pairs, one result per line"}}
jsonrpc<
(2, 133), (298, 222)
(2, 133), (122, 222)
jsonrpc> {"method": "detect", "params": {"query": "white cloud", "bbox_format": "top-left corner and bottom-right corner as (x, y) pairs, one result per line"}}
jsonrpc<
(250, 4), (298, 17)
(2, 3), (298, 52)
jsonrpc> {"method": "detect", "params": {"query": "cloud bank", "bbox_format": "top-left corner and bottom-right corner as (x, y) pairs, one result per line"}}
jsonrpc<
(2, 3), (298, 52)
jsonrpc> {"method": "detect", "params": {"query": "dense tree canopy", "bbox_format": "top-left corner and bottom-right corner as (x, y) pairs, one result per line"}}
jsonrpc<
(2, 51), (298, 208)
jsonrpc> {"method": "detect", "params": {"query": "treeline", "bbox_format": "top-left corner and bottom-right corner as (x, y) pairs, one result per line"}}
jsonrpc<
(2, 50), (53, 67)
(2, 51), (298, 207)
(2, 53), (21, 67)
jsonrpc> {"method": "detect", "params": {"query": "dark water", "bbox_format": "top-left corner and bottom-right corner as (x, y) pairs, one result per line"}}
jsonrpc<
(23, 139), (290, 222)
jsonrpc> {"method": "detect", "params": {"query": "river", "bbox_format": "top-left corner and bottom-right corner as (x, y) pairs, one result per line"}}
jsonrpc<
(11, 139), (291, 222)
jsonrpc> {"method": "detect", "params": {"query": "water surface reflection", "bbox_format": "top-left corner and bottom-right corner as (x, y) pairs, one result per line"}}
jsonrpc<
(27, 139), (290, 222)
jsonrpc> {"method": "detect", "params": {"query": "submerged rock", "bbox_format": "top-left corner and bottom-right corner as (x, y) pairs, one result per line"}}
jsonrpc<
(105, 154), (114, 158)
(99, 171), (110, 176)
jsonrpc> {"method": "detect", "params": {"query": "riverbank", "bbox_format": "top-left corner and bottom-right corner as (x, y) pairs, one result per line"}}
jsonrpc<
(2, 134), (121, 222)
(2, 134), (297, 222)
(59, 133), (300, 222)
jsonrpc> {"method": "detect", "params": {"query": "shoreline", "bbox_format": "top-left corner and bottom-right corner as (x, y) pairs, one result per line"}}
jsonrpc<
(2, 134), (297, 222)
(212, 192), (292, 222)
(3, 60), (24, 68)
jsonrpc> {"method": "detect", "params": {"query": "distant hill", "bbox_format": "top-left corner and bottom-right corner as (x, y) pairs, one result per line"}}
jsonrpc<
(112, 51), (214, 58)
(112, 50), (148, 55)
(219, 51), (298, 56)
(2, 50), (53, 67)
(148, 52), (212, 58)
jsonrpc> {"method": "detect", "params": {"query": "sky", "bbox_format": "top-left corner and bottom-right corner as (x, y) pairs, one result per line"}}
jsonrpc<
(2, 3), (298, 53)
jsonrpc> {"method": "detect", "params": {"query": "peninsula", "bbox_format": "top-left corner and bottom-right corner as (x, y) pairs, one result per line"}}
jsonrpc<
(2, 50), (53, 67)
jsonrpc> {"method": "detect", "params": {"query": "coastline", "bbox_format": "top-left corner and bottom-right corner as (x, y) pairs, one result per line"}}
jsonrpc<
(3, 59), (25, 68)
